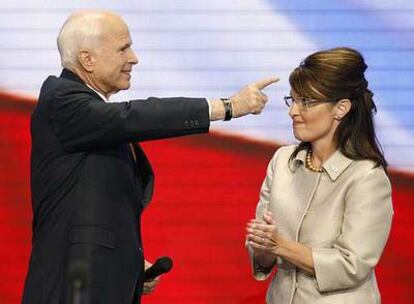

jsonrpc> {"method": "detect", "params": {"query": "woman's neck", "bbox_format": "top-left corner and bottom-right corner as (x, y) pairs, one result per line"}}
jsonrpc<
(310, 139), (337, 168)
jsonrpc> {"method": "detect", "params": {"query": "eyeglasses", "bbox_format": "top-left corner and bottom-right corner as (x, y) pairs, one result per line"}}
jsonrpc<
(283, 95), (333, 110)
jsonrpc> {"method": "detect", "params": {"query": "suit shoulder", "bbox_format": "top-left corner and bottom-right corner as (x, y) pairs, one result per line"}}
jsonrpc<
(271, 144), (296, 161)
(267, 144), (296, 171)
(39, 75), (96, 103)
(349, 159), (389, 185)
(276, 144), (296, 156)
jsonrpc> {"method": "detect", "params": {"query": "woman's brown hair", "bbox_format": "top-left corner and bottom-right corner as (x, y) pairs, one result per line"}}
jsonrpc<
(288, 47), (387, 169)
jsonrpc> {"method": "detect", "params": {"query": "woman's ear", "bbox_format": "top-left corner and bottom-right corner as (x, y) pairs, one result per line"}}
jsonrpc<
(334, 99), (351, 120)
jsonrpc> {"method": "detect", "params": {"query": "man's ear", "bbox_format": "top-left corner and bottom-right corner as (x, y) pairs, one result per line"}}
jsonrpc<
(78, 49), (95, 72)
(334, 99), (351, 120)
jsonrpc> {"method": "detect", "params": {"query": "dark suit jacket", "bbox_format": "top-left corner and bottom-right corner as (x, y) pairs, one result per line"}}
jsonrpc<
(22, 69), (210, 304)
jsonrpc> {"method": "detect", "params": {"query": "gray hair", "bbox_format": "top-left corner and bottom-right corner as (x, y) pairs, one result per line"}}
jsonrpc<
(57, 11), (108, 69)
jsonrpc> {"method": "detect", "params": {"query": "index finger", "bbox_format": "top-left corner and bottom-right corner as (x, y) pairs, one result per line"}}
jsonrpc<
(253, 76), (280, 90)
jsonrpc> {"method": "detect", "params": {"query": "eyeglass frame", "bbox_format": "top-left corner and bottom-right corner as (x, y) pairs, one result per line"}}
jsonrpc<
(283, 95), (336, 110)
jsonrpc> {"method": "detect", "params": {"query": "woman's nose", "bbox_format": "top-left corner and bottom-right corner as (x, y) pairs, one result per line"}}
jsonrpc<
(288, 101), (300, 117)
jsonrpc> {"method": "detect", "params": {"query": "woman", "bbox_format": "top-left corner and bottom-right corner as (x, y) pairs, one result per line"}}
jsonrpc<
(246, 47), (393, 303)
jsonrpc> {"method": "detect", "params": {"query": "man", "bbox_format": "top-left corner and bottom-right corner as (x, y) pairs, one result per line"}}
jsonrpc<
(22, 10), (278, 304)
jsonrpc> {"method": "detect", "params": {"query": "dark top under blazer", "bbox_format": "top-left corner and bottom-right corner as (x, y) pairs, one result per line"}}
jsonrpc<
(22, 69), (210, 304)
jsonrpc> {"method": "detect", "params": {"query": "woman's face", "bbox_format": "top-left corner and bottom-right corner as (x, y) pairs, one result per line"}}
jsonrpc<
(288, 90), (338, 145)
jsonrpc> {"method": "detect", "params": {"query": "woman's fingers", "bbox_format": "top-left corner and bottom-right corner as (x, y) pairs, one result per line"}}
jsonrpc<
(247, 221), (275, 234)
(263, 211), (276, 225)
(247, 226), (268, 240)
(246, 215), (279, 249)
(248, 240), (266, 250)
(247, 233), (267, 244)
(247, 234), (266, 248)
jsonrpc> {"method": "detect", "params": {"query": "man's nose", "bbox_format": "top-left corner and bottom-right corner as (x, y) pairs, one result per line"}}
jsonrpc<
(129, 49), (139, 65)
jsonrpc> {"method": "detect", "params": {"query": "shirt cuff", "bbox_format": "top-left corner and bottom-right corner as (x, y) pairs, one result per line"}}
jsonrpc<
(206, 98), (212, 119)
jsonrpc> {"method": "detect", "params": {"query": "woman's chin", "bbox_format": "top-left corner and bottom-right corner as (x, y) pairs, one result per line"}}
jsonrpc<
(293, 131), (305, 142)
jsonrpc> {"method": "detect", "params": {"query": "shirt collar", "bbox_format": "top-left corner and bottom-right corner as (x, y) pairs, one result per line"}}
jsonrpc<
(60, 68), (108, 103)
(85, 84), (109, 103)
(293, 147), (353, 181)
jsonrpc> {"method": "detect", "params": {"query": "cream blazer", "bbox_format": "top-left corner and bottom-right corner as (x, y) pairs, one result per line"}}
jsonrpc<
(248, 145), (393, 304)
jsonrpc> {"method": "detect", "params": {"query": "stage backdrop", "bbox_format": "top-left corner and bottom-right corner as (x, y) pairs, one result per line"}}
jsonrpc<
(0, 1), (413, 303)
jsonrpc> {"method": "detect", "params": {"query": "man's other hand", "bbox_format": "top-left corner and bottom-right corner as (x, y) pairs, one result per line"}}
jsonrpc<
(143, 260), (160, 295)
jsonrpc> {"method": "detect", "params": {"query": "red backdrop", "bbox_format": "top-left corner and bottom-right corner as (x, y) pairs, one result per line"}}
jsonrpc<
(1, 92), (413, 303)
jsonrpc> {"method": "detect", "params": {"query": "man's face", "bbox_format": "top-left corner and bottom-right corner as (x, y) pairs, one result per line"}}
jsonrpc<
(91, 18), (138, 97)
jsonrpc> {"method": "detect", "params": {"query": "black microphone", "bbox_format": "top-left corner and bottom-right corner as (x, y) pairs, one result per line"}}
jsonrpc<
(143, 256), (173, 281)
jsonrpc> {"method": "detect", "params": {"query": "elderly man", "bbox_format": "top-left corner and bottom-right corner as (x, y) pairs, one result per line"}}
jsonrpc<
(22, 10), (278, 304)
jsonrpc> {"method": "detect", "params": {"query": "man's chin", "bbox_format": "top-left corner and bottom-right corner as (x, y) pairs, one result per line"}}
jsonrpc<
(108, 81), (131, 96)
(118, 82), (131, 91)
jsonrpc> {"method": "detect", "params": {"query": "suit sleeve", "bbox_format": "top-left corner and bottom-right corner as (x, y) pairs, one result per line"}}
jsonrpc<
(312, 167), (393, 292)
(49, 87), (210, 151)
(246, 148), (281, 281)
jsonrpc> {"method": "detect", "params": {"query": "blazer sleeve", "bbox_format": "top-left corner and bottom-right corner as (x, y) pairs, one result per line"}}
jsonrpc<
(247, 148), (281, 281)
(48, 86), (210, 151)
(312, 166), (394, 292)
